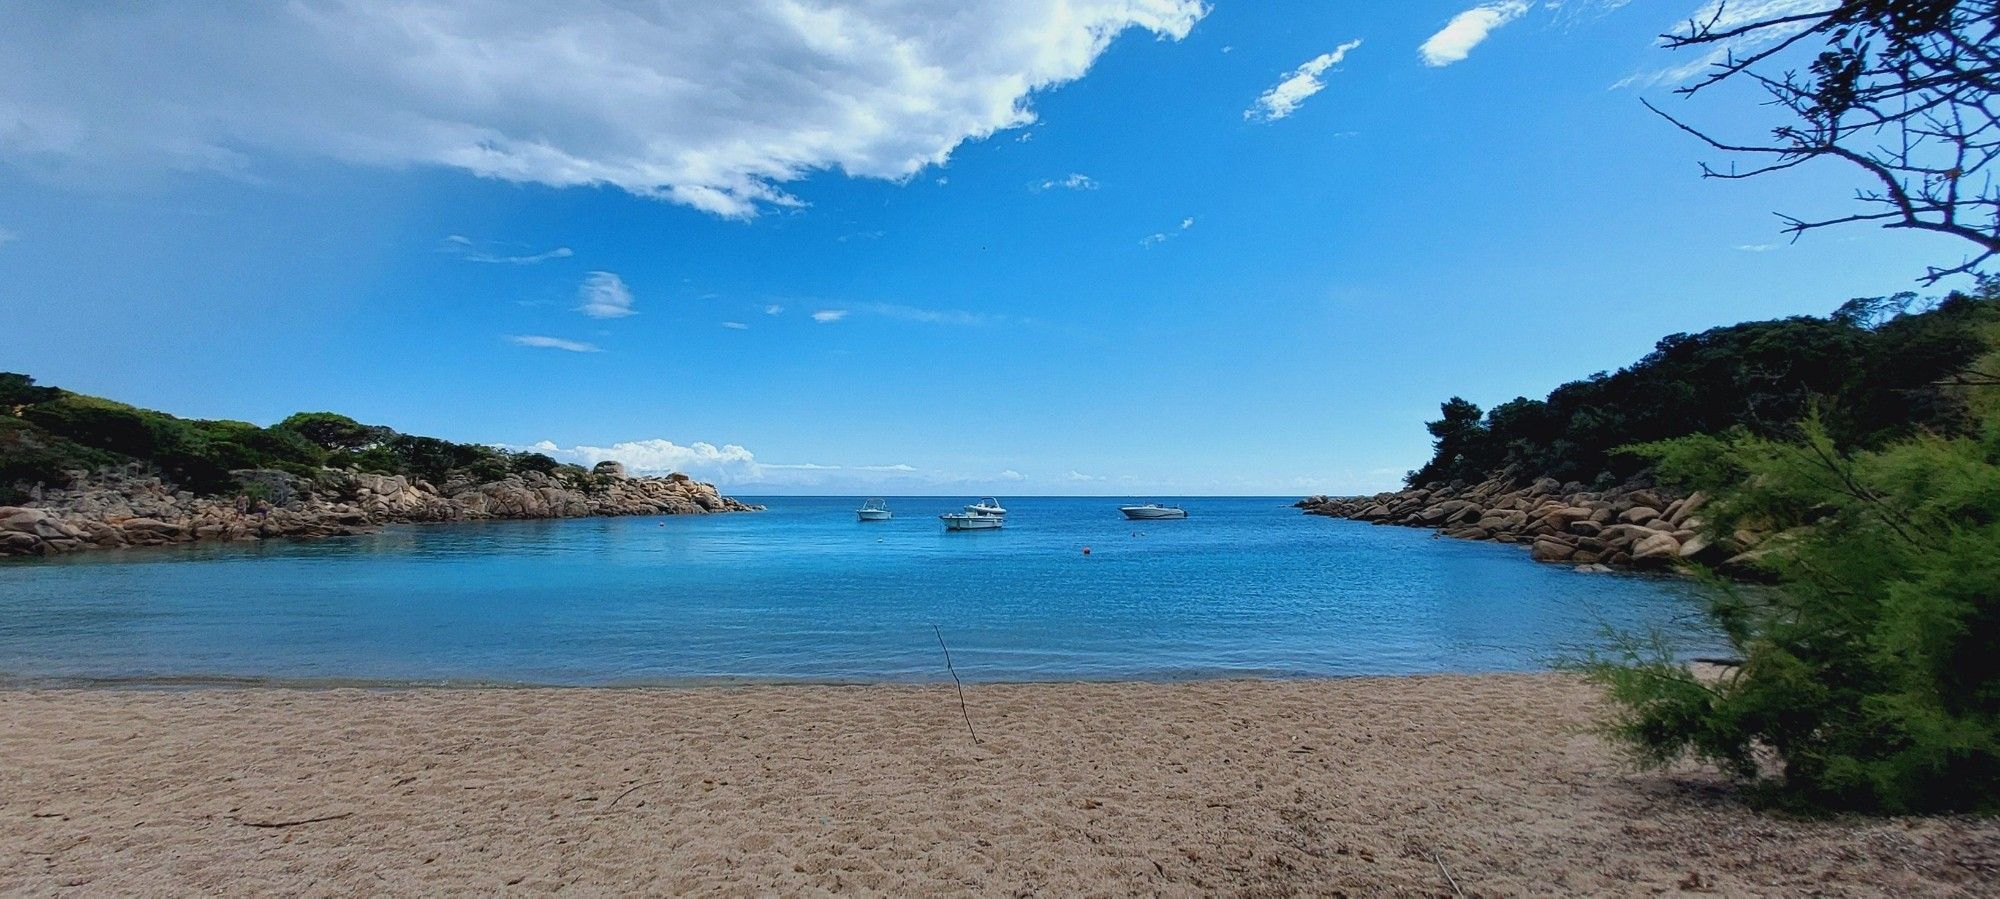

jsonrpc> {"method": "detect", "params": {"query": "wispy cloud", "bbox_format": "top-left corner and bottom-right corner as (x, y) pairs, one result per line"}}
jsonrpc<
(577, 271), (636, 319)
(1421, 2), (1532, 67)
(862, 302), (1002, 326)
(764, 304), (785, 315)
(1030, 173), (1099, 192)
(0, 226), (16, 246)
(510, 335), (601, 353)
(1614, 0), (1826, 89)
(811, 309), (848, 323)
(1066, 470), (1105, 482)
(442, 234), (573, 265)
(721, 321), (750, 329)
(1736, 243), (1783, 252)
(1245, 40), (1363, 123)
(1140, 215), (1196, 248)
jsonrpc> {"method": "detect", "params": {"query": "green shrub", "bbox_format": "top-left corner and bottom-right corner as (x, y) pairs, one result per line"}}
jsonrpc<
(1581, 407), (2000, 813)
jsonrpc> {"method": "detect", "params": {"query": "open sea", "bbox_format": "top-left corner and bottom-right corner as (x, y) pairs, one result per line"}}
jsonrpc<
(0, 496), (1723, 685)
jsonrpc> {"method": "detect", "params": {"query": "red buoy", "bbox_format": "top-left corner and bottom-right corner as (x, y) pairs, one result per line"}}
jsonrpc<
(1082, 546), (1092, 556)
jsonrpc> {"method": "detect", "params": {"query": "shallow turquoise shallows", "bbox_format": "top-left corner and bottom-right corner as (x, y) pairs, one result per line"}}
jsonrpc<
(0, 497), (1723, 685)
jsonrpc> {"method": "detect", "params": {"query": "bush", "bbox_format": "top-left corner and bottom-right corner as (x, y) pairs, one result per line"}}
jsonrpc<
(1581, 404), (2000, 813)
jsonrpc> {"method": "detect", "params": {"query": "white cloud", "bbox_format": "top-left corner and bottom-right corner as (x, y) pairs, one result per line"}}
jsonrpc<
(1030, 172), (1099, 192)
(1736, 243), (1782, 252)
(510, 335), (601, 352)
(1615, 0), (1826, 89)
(1065, 470), (1105, 481)
(526, 439), (759, 480)
(518, 437), (1012, 492)
(577, 271), (636, 319)
(721, 320), (750, 329)
(764, 304), (785, 315)
(0, 227), (16, 246)
(1420, 2), (1532, 67)
(861, 302), (1001, 326)
(1244, 40), (1362, 122)
(811, 309), (848, 323)
(1140, 214), (1195, 247)
(0, 1), (1206, 217)
(997, 469), (1027, 481)
(442, 234), (572, 264)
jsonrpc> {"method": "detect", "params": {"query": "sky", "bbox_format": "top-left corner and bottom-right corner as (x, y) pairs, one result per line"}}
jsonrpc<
(0, 1), (1982, 496)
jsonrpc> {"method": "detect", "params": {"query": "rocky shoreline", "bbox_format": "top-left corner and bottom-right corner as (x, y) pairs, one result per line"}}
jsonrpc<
(0, 463), (758, 558)
(1297, 476), (1759, 574)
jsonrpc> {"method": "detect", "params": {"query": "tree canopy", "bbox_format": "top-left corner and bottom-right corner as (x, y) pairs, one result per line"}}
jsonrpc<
(1408, 285), (1998, 488)
(1650, 0), (1999, 282)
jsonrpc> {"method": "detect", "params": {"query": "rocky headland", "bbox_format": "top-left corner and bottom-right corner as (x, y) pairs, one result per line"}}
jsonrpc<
(1297, 477), (1763, 574)
(0, 462), (758, 558)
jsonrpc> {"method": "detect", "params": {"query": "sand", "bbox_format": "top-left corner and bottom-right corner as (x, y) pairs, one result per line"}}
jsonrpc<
(3, 675), (1996, 897)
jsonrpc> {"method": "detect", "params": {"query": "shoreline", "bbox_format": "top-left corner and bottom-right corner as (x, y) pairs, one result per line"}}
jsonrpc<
(0, 668), (1564, 691)
(6, 673), (1994, 895)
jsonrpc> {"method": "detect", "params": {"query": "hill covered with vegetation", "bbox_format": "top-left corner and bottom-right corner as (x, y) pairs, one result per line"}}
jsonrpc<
(1, 373), (582, 504)
(1406, 287), (2000, 489)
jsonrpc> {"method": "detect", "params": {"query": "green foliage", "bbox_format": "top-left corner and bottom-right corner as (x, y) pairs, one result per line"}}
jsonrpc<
(0, 373), (59, 408)
(1408, 289), (1998, 487)
(1582, 406), (2000, 813)
(275, 412), (393, 452)
(0, 372), (580, 498)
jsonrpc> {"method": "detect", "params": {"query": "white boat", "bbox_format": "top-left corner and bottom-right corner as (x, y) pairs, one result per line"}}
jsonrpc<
(1119, 503), (1187, 520)
(856, 498), (892, 521)
(964, 497), (1007, 517)
(941, 511), (1003, 531)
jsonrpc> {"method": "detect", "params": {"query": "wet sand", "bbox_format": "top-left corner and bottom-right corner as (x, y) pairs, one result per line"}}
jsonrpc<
(3, 675), (1996, 896)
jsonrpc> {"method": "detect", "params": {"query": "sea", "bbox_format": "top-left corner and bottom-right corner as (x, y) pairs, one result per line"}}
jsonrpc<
(0, 496), (1724, 685)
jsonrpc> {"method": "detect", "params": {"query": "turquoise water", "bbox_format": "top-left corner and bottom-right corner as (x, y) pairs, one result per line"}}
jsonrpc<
(0, 497), (1721, 685)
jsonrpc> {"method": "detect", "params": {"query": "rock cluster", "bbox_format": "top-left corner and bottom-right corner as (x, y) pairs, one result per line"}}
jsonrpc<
(1296, 476), (1755, 573)
(0, 465), (759, 557)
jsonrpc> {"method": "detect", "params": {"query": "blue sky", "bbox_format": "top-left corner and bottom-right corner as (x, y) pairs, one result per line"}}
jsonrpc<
(0, 1), (1978, 495)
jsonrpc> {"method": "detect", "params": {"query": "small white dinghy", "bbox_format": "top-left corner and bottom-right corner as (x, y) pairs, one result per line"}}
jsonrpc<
(856, 498), (892, 521)
(1119, 503), (1187, 520)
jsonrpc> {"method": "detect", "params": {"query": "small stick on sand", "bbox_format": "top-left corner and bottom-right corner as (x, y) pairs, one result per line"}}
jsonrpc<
(933, 625), (979, 744)
(609, 780), (663, 808)
(231, 812), (354, 828)
(1432, 850), (1466, 898)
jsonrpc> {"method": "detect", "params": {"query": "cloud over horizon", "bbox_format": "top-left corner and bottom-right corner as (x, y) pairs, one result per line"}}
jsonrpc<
(1245, 40), (1362, 123)
(0, 1), (1206, 217)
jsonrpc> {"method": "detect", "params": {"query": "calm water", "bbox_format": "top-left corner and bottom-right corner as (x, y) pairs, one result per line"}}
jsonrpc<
(0, 497), (1722, 685)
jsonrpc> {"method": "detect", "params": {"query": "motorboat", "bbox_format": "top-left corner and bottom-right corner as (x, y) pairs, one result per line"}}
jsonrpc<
(964, 497), (1007, 517)
(856, 498), (892, 521)
(1119, 503), (1187, 520)
(941, 511), (1003, 531)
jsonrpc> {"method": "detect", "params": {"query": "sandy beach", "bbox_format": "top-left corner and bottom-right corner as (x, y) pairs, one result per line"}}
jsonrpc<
(3, 674), (1995, 897)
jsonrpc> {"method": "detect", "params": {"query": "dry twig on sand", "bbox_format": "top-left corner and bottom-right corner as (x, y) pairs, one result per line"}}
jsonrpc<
(231, 812), (354, 829)
(934, 625), (979, 744)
